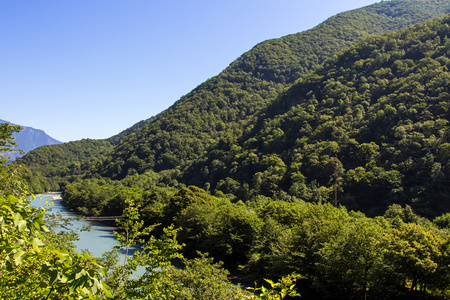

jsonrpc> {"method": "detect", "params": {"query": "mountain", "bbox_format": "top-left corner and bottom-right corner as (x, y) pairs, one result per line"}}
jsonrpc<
(16, 139), (113, 187)
(17, 0), (450, 188)
(93, 0), (450, 180)
(183, 14), (450, 217)
(0, 119), (62, 161)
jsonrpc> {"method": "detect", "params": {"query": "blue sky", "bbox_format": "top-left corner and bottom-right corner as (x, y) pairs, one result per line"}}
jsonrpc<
(1, 0), (379, 142)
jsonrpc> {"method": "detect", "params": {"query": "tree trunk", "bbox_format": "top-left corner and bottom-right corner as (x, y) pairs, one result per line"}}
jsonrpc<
(410, 275), (417, 291)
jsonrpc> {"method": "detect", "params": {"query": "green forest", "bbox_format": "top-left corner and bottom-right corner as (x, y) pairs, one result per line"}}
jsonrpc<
(5, 0), (450, 299)
(184, 15), (450, 218)
(17, 0), (450, 183)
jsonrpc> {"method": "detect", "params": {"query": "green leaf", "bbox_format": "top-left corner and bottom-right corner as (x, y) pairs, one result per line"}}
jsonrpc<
(102, 281), (113, 298)
(49, 269), (59, 285)
(12, 239), (25, 248)
(13, 249), (26, 265)
(32, 237), (44, 249)
(17, 219), (27, 232)
(75, 269), (87, 280)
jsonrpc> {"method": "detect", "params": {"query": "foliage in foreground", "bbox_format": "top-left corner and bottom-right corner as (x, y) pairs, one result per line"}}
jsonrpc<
(99, 198), (301, 300)
(0, 193), (298, 300)
(0, 122), (110, 299)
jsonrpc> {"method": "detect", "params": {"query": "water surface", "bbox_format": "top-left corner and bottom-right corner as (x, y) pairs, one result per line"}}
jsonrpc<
(30, 193), (119, 257)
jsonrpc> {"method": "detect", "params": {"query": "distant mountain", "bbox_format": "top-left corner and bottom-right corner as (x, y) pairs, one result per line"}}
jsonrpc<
(0, 120), (62, 160)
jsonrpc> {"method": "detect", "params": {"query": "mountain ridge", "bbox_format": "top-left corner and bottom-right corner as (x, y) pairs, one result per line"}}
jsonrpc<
(95, 0), (450, 180)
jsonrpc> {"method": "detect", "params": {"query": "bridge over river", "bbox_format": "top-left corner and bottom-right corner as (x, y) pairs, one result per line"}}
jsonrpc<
(83, 216), (126, 221)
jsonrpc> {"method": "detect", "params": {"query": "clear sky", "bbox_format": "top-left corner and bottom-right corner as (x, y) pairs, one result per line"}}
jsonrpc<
(1, 0), (379, 142)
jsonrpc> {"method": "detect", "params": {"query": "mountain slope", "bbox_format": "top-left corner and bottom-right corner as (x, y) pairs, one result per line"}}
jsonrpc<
(96, 0), (450, 180)
(0, 120), (62, 161)
(15, 115), (156, 190)
(183, 14), (450, 217)
(17, 0), (450, 187)
(16, 139), (113, 187)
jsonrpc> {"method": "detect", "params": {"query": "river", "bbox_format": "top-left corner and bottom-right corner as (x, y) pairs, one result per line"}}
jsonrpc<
(31, 193), (180, 277)
(30, 193), (120, 258)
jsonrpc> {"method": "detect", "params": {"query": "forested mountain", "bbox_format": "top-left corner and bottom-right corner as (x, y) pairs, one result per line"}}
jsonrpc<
(16, 0), (450, 200)
(71, 0), (450, 180)
(184, 14), (450, 217)
(16, 139), (113, 189)
(0, 119), (61, 161)
(15, 118), (157, 189)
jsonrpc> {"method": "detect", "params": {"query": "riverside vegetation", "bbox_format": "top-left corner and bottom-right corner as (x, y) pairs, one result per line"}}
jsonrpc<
(8, 0), (450, 299)
(0, 123), (300, 299)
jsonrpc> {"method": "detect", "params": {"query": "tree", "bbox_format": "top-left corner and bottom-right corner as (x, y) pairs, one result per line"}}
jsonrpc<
(314, 214), (386, 299)
(165, 253), (249, 300)
(103, 198), (183, 299)
(381, 222), (444, 293)
(0, 122), (26, 198)
(103, 198), (300, 300)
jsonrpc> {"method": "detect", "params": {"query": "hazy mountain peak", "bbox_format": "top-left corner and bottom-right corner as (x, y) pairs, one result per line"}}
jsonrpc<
(0, 119), (62, 160)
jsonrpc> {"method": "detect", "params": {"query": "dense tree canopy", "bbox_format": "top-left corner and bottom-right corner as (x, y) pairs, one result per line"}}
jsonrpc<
(62, 177), (450, 299)
(185, 13), (450, 217)
(16, 139), (113, 191)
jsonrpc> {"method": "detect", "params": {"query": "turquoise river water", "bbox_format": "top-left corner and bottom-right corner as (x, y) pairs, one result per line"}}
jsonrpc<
(30, 193), (120, 258)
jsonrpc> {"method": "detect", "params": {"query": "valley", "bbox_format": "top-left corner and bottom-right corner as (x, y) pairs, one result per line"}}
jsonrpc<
(3, 0), (450, 298)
